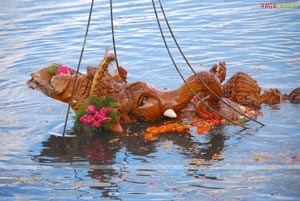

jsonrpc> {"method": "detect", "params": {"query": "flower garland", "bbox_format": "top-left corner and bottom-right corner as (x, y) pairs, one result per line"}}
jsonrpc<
(190, 119), (222, 134)
(190, 106), (262, 134)
(144, 123), (190, 140)
(74, 96), (119, 132)
(144, 107), (262, 140)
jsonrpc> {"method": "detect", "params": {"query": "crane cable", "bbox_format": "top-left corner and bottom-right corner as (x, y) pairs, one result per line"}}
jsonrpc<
(153, 0), (264, 127)
(110, 0), (127, 83)
(62, 0), (94, 136)
(156, 0), (263, 127)
(151, 0), (248, 129)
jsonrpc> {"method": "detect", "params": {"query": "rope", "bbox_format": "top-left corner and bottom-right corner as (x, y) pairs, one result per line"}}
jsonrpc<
(110, 0), (127, 83)
(151, 0), (247, 129)
(157, 0), (264, 127)
(62, 0), (94, 136)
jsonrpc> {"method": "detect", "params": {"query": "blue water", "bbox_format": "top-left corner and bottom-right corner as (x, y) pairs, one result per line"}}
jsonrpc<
(1, 0), (300, 200)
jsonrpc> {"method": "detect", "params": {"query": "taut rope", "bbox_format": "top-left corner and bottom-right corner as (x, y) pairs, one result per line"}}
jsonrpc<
(62, 0), (94, 136)
(156, 0), (264, 127)
(152, 0), (264, 127)
(151, 0), (248, 129)
(110, 0), (127, 83)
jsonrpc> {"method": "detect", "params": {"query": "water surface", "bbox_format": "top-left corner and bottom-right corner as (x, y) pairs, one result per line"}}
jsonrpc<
(1, 0), (300, 200)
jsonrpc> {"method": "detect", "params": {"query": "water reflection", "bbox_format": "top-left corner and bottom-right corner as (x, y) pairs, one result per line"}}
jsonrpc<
(33, 123), (228, 198)
(36, 123), (227, 164)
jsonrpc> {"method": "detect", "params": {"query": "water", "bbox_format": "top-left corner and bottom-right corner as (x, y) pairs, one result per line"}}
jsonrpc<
(1, 0), (300, 200)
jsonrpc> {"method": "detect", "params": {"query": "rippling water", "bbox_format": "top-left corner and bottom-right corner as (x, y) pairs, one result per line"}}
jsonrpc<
(1, 0), (300, 200)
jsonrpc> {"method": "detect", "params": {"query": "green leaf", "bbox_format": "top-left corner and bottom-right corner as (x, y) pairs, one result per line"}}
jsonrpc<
(47, 65), (59, 76)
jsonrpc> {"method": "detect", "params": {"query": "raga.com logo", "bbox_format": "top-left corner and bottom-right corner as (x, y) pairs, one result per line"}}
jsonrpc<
(261, 2), (299, 9)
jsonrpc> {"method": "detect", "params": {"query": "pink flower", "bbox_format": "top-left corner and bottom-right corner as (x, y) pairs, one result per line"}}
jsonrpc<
(86, 116), (95, 124)
(56, 64), (71, 76)
(102, 117), (111, 123)
(79, 114), (89, 124)
(87, 105), (96, 114)
(94, 111), (104, 120)
(78, 105), (114, 129)
(100, 107), (111, 116)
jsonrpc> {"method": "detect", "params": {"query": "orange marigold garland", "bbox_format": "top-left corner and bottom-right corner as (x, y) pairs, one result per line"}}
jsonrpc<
(144, 123), (190, 140)
(144, 106), (262, 139)
(190, 106), (262, 134)
(190, 119), (224, 134)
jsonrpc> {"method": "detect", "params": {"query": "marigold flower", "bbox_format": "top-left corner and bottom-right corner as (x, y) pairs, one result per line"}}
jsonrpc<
(144, 123), (190, 140)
